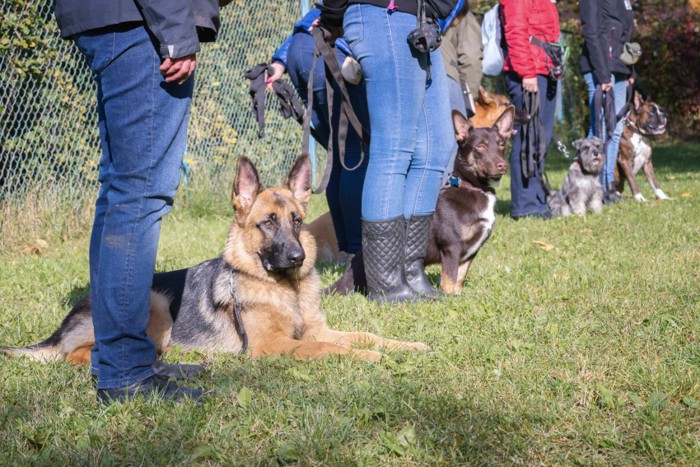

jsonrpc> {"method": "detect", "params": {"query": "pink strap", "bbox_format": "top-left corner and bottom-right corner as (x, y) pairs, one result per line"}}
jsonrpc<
(387, 0), (397, 11)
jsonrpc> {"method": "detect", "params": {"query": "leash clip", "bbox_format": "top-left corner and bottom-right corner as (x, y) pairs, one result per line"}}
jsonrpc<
(557, 140), (571, 159)
(448, 176), (461, 187)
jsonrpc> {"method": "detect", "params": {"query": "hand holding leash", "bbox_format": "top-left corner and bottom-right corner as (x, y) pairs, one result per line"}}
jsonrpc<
(265, 62), (285, 91)
(523, 77), (538, 93)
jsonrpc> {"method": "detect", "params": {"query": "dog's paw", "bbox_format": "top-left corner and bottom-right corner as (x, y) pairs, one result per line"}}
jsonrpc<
(654, 189), (672, 200)
(351, 349), (383, 362)
(405, 342), (432, 352)
(634, 193), (647, 202)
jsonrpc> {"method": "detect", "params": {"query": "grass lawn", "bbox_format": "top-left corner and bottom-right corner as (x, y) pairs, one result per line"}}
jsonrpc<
(0, 141), (698, 465)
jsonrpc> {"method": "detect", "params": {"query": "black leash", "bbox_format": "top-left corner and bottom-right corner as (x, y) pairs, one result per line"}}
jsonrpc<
(244, 63), (307, 138)
(306, 26), (370, 194)
(228, 273), (248, 355)
(520, 90), (552, 196)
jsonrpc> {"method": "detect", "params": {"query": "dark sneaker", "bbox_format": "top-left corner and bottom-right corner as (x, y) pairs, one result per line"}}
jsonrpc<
(152, 359), (206, 379)
(512, 211), (552, 220)
(97, 374), (210, 404)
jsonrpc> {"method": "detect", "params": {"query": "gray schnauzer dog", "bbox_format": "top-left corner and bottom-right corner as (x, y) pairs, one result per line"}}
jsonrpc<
(548, 137), (605, 216)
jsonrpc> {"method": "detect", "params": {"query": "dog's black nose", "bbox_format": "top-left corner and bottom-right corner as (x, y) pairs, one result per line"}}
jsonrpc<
(287, 248), (305, 266)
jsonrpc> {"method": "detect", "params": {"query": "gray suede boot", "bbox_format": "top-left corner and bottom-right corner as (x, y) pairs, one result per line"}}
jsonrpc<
(362, 217), (415, 305)
(404, 214), (438, 297)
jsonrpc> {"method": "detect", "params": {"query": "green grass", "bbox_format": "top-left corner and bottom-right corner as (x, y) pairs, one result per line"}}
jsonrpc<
(1, 141), (698, 465)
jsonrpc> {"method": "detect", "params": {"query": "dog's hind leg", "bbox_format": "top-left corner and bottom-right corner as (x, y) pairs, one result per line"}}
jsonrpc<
(310, 328), (431, 353)
(454, 258), (474, 295)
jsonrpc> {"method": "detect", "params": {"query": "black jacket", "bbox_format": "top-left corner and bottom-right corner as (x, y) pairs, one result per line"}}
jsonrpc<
(319, 0), (458, 27)
(55, 0), (220, 59)
(579, 0), (635, 83)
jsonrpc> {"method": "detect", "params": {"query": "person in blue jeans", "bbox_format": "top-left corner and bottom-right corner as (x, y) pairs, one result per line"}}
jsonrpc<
(54, 0), (221, 403)
(319, 0), (457, 304)
(580, 0), (636, 204)
(266, 8), (369, 263)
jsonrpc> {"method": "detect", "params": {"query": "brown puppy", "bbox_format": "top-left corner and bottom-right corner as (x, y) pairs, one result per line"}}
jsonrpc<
(1, 156), (429, 364)
(472, 86), (513, 128)
(308, 86), (517, 265)
(616, 92), (670, 202)
(323, 108), (515, 296)
(425, 108), (514, 294)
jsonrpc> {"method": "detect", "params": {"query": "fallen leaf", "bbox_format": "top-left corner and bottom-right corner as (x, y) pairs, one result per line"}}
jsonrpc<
(35, 238), (48, 248)
(680, 192), (691, 198)
(533, 240), (554, 251)
(22, 246), (43, 256)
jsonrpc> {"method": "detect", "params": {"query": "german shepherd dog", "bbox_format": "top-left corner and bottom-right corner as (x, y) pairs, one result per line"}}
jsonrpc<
(1, 156), (429, 364)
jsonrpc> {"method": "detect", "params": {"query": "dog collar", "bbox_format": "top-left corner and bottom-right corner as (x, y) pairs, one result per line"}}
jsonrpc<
(623, 118), (643, 136)
(448, 175), (486, 193)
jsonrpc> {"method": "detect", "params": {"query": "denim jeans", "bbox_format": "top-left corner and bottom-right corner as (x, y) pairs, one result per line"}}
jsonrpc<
(286, 32), (368, 253)
(343, 4), (455, 221)
(584, 72), (629, 187)
(74, 26), (193, 389)
(505, 72), (557, 218)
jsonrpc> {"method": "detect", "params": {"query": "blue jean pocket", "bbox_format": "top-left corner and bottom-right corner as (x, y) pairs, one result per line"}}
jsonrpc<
(343, 4), (365, 51)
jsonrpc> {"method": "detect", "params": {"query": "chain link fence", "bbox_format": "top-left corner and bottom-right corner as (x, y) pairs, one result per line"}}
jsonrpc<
(1, 1), (323, 241)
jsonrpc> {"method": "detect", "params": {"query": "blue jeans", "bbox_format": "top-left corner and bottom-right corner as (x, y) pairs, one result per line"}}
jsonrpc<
(286, 32), (368, 253)
(505, 73), (557, 218)
(584, 72), (628, 187)
(75, 26), (193, 389)
(343, 4), (455, 221)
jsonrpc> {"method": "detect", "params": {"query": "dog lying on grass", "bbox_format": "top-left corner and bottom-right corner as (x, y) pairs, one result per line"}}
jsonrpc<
(1, 156), (430, 364)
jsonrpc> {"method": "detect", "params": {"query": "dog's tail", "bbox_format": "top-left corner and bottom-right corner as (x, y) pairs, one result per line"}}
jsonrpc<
(0, 297), (94, 365)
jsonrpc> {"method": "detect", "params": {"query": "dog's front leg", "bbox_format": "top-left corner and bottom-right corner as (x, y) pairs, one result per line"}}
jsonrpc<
(621, 159), (645, 201)
(249, 334), (382, 361)
(588, 190), (604, 214)
(642, 159), (671, 200)
(439, 247), (462, 294)
(309, 328), (430, 353)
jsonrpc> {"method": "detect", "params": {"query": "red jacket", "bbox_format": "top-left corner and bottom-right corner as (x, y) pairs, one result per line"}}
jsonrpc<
(500, 0), (560, 79)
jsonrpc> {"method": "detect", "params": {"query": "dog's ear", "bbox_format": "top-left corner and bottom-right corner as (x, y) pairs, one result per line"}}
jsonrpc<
(477, 85), (493, 105)
(572, 138), (585, 151)
(452, 110), (472, 144)
(232, 156), (263, 222)
(285, 155), (312, 209)
(633, 91), (644, 111)
(494, 105), (515, 139)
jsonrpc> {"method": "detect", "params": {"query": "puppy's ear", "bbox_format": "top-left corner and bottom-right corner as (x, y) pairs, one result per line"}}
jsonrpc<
(572, 138), (585, 150)
(633, 91), (644, 111)
(232, 156), (263, 224)
(452, 110), (472, 144)
(494, 105), (515, 139)
(477, 86), (493, 105)
(285, 155), (312, 210)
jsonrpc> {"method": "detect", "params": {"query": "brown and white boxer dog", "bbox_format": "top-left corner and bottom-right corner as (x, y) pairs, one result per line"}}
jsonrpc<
(615, 92), (671, 202)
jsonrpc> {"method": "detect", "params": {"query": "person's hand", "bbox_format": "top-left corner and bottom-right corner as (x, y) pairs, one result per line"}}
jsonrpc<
(160, 54), (197, 85)
(523, 77), (538, 93)
(627, 77), (635, 86)
(266, 62), (286, 91)
(601, 82), (613, 92)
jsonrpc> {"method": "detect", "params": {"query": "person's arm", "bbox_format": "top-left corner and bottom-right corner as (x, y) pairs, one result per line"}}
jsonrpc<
(579, 0), (611, 87)
(457, 12), (483, 98)
(501, 0), (536, 80)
